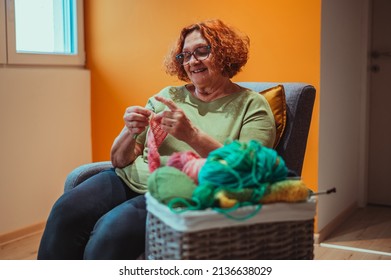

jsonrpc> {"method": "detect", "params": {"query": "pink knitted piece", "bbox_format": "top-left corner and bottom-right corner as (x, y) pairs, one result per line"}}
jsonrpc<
(147, 115), (168, 172)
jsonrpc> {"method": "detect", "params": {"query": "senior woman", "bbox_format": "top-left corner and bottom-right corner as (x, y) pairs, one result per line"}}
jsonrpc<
(38, 19), (276, 260)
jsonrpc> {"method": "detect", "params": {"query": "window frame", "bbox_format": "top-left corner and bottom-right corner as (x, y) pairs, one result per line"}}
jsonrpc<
(4, 0), (85, 66)
(0, 0), (6, 64)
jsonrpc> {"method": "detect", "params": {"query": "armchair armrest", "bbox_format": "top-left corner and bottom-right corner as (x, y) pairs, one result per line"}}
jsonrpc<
(64, 161), (114, 192)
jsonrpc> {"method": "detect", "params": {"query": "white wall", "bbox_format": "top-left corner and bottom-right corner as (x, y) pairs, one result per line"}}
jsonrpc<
(0, 67), (91, 234)
(318, 0), (370, 231)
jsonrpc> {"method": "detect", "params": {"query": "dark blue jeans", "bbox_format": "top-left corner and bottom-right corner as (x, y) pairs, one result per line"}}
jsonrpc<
(37, 169), (147, 260)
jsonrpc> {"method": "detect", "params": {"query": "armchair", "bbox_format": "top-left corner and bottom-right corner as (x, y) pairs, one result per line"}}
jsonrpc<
(64, 82), (316, 193)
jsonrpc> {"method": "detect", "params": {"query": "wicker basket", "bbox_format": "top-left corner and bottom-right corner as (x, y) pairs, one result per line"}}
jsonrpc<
(145, 193), (316, 260)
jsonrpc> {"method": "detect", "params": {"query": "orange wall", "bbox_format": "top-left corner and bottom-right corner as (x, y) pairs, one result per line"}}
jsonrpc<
(84, 0), (320, 189)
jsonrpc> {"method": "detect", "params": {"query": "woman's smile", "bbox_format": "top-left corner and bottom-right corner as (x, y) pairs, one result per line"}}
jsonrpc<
(191, 67), (207, 74)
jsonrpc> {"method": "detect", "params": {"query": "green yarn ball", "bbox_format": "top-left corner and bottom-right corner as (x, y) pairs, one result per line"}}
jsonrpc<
(147, 166), (197, 207)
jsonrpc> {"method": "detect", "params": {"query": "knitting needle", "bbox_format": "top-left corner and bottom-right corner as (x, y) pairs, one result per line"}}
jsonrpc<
(310, 187), (337, 196)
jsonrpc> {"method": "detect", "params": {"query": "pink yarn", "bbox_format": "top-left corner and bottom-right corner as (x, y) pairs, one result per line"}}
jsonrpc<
(182, 158), (207, 184)
(167, 151), (200, 170)
(147, 114), (168, 172)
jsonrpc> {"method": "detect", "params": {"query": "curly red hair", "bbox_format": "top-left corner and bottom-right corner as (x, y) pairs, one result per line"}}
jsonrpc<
(164, 19), (250, 82)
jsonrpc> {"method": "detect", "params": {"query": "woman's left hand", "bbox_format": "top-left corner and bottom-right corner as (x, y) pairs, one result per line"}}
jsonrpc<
(154, 95), (198, 143)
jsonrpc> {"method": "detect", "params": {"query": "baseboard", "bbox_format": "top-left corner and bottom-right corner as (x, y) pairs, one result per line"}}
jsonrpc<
(314, 202), (357, 244)
(0, 222), (45, 245)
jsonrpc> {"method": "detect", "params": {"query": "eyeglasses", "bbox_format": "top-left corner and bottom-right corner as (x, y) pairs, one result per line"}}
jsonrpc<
(175, 45), (211, 65)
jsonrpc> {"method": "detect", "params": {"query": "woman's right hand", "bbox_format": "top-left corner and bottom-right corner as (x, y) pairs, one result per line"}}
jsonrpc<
(123, 106), (152, 137)
(111, 106), (151, 168)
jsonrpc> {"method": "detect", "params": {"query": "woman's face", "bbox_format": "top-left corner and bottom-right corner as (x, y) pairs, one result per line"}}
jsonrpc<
(182, 30), (221, 88)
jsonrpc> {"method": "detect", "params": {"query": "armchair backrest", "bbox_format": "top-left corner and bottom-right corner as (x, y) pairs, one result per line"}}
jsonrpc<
(237, 82), (316, 176)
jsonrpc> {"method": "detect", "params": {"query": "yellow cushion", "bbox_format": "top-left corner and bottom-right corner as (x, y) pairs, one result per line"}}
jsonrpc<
(260, 85), (287, 148)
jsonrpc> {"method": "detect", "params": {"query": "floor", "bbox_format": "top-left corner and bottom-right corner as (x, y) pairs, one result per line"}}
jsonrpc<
(1, 205), (391, 260)
(0, 231), (42, 260)
(317, 204), (391, 259)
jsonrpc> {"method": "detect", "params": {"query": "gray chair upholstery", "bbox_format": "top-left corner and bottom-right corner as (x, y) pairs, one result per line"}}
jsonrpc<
(64, 82), (315, 192)
(238, 82), (316, 176)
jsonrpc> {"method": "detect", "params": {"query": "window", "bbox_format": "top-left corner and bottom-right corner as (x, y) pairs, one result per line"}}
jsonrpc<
(1, 0), (85, 66)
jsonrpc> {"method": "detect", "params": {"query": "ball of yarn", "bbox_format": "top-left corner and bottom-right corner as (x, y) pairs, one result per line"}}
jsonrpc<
(167, 151), (200, 171)
(182, 158), (206, 184)
(198, 140), (288, 192)
(147, 166), (197, 207)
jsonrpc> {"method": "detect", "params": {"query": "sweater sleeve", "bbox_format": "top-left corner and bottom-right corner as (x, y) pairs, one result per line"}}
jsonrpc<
(238, 92), (276, 148)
